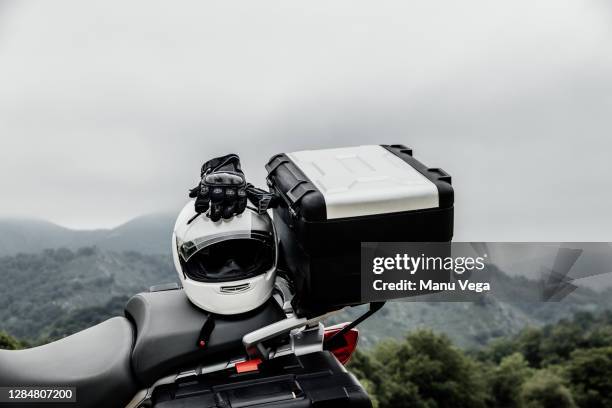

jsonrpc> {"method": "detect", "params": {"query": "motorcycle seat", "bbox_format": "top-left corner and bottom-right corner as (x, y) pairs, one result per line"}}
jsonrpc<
(125, 288), (286, 386)
(0, 316), (137, 408)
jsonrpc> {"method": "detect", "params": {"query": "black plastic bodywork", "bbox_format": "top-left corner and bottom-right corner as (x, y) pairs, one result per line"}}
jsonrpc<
(125, 288), (286, 386)
(151, 351), (372, 407)
(266, 144), (454, 316)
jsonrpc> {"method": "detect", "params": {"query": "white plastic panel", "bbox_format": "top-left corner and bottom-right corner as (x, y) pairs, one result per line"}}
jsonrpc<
(287, 145), (439, 219)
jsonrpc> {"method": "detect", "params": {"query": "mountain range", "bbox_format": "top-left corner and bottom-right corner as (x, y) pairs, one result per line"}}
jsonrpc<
(1, 215), (611, 348)
(0, 214), (175, 257)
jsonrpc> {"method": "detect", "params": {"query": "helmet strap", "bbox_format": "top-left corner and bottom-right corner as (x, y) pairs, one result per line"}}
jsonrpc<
(196, 314), (216, 349)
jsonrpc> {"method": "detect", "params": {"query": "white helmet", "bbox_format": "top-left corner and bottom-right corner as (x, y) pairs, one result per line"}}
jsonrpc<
(172, 201), (277, 315)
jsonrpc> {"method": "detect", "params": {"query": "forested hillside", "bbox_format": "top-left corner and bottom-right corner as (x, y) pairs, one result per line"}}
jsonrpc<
(335, 264), (612, 348)
(1, 244), (611, 348)
(350, 310), (612, 408)
(2, 217), (611, 348)
(0, 246), (176, 340)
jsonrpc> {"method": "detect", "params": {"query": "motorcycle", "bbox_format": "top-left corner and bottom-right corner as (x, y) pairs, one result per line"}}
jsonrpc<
(0, 143), (452, 407)
(0, 277), (380, 408)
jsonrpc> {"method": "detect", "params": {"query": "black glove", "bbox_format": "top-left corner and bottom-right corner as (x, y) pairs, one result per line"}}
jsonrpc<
(189, 154), (248, 221)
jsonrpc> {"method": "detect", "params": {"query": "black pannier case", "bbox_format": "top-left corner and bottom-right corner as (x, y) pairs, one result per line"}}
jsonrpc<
(151, 351), (372, 407)
(266, 144), (454, 316)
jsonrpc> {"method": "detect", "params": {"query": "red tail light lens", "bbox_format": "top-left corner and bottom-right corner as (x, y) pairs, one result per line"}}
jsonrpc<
(235, 358), (262, 373)
(323, 323), (359, 365)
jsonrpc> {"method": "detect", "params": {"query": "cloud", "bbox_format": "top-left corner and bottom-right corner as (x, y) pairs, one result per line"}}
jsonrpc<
(0, 0), (611, 239)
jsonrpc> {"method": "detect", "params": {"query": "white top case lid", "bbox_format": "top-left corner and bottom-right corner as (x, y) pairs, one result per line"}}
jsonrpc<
(287, 145), (439, 219)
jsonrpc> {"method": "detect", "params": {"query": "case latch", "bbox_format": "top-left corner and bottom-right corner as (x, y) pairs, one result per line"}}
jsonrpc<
(286, 180), (315, 207)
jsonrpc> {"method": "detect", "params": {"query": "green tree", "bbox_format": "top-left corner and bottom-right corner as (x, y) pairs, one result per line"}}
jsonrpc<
(475, 336), (516, 364)
(372, 331), (488, 408)
(539, 323), (584, 366)
(0, 331), (24, 350)
(566, 347), (612, 408)
(521, 369), (575, 408)
(515, 328), (544, 368)
(585, 325), (612, 349)
(488, 353), (533, 407)
(349, 350), (385, 408)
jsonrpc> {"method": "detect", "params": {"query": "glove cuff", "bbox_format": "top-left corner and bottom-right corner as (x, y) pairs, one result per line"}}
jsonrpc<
(200, 153), (242, 176)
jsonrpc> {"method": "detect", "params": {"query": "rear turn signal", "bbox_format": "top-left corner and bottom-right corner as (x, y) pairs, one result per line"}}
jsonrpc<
(323, 323), (359, 365)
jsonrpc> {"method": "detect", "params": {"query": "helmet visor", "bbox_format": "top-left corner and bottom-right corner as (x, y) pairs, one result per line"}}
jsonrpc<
(179, 233), (274, 282)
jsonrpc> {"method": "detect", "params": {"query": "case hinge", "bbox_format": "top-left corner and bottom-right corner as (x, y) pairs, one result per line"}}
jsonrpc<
(265, 154), (316, 224)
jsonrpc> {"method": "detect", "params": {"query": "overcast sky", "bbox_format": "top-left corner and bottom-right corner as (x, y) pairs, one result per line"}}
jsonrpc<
(0, 1), (611, 240)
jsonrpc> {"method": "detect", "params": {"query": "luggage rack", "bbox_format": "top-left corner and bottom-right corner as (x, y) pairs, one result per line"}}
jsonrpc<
(245, 276), (385, 361)
(242, 301), (386, 361)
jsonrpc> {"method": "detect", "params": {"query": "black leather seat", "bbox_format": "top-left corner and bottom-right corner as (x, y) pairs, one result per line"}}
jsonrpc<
(0, 289), (286, 407)
(0, 317), (138, 408)
(126, 288), (286, 386)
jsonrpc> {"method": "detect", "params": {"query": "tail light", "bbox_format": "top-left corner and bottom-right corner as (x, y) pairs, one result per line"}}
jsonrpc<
(323, 323), (359, 365)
